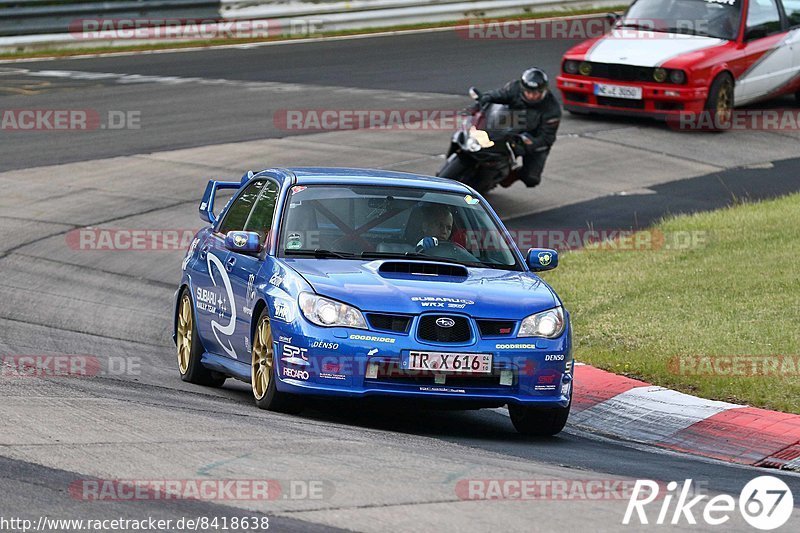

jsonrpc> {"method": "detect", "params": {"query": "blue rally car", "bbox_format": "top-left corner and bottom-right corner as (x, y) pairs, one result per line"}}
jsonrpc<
(174, 168), (573, 435)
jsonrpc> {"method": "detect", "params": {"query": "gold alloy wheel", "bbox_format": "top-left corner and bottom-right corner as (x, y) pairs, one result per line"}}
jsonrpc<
(717, 81), (733, 124)
(176, 293), (193, 374)
(252, 316), (274, 400)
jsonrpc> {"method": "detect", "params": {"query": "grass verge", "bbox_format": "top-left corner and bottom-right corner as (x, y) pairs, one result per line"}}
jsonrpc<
(0, 6), (627, 61)
(541, 193), (800, 413)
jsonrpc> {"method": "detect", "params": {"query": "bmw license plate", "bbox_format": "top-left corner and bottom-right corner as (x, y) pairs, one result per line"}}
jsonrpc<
(594, 83), (642, 100)
(406, 351), (492, 374)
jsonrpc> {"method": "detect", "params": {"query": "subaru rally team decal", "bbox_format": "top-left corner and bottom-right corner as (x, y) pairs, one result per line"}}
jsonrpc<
(206, 252), (237, 359)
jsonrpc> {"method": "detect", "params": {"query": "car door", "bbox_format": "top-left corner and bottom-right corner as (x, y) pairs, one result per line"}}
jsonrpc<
(780, 0), (800, 77)
(194, 178), (266, 361)
(736, 0), (792, 103)
(226, 178), (281, 358)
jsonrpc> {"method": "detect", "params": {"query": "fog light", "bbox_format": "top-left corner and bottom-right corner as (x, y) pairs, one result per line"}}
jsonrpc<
(664, 90), (681, 97)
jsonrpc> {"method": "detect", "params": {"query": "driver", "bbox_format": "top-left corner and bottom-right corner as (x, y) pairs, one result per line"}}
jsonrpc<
(416, 204), (453, 251)
(478, 67), (561, 188)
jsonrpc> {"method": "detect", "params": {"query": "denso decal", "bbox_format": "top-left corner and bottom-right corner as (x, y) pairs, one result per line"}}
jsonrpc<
(311, 341), (339, 351)
(545, 354), (565, 361)
(206, 253), (237, 359)
(283, 367), (309, 380)
(349, 334), (396, 344)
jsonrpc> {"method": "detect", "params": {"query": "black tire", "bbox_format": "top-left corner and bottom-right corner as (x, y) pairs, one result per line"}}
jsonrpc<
(508, 402), (570, 436)
(703, 73), (734, 132)
(437, 153), (473, 182)
(176, 290), (226, 387)
(251, 310), (303, 414)
(795, 90), (800, 105)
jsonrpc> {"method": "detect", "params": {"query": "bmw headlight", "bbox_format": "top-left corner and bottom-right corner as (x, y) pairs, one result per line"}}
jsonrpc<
(563, 60), (579, 74)
(669, 70), (687, 84)
(518, 306), (565, 338)
(298, 292), (367, 329)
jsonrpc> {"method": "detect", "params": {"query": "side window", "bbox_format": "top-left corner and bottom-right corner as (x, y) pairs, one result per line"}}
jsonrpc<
(746, 0), (783, 39)
(218, 179), (267, 234)
(243, 180), (280, 242)
(783, 0), (800, 26)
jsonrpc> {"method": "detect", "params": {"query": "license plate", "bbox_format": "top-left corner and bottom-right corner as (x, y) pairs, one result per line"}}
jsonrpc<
(407, 351), (492, 374)
(594, 83), (642, 100)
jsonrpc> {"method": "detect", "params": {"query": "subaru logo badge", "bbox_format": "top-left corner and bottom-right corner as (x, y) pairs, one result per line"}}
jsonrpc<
(436, 317), (455, 328)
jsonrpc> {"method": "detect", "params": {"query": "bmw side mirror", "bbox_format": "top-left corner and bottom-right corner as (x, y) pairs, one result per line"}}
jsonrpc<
(224, 231), (261, 254)
(605, 12), (620, 25)
(527, 248), (558, 272)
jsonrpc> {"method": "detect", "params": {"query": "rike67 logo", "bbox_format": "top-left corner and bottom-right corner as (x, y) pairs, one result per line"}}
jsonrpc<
(624, 476), (794, 530)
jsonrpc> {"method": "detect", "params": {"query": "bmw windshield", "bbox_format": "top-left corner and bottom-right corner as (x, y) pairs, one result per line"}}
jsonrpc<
(621, 0), (743, 40)
(279, 185), (522, 270)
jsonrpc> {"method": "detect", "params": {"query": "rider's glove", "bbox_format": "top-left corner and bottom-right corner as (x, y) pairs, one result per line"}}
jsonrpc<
(416, 237), (439, 252)
(478, 94), (493, 107)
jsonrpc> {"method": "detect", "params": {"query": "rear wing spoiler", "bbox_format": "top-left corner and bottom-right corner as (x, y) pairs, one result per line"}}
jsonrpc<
(199, 171), (255, 225)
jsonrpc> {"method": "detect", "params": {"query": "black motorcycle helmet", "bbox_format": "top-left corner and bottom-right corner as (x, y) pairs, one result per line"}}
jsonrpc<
(520, 67), (549, 103)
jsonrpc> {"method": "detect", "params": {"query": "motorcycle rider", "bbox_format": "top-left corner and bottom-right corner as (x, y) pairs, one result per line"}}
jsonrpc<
(478, 67), (561, 188)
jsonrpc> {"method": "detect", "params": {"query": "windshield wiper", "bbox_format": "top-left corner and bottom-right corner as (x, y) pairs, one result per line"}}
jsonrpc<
(284, 249), (356, 259)
(664, 27), (713, 38)
(618, 22), (667, 33)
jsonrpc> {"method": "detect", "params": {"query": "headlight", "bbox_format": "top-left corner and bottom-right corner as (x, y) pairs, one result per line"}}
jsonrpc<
(563, 60), (579, 74)
(518, 306), (565, 338)
(669, 70), (687, 84)
(653, 68), (667, 83)
(466, 136), (482, 152)
(579, 62), (592, 76)
(298, 292), (367, 329)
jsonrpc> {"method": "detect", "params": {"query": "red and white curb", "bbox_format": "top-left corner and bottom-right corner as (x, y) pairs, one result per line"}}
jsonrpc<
(566, 364), (800, 471)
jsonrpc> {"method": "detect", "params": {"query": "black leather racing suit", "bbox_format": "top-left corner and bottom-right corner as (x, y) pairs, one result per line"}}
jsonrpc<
(481, 80), (562, 187)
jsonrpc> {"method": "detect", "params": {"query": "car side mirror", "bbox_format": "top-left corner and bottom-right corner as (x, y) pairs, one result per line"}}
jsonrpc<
(224, 231), (261, 254)
(527, 248), (558, 272)
(605, 12), (620, 26)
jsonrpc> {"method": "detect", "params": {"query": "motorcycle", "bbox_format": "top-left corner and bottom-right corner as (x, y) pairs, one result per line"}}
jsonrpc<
(437, 87), (529, 194)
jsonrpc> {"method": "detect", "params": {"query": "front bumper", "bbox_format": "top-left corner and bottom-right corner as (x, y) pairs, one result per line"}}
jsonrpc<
(557, 74), (709, 119)
(270, 318), (574, 408)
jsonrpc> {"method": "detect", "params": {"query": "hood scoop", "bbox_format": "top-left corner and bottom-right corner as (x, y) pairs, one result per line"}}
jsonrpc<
(378, 261), (468, 279)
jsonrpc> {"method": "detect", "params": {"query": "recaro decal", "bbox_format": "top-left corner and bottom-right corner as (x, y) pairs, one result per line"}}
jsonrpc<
(207, 252), (237, 359)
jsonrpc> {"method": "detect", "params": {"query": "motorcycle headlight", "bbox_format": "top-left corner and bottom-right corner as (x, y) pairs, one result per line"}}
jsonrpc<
(298, 292), (367, 329)
(466, 136), (482, 152)
(518, 306), (566, 338)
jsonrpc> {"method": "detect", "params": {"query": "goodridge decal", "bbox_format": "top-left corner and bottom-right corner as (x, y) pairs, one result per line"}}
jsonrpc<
(349, 334), (396, 344)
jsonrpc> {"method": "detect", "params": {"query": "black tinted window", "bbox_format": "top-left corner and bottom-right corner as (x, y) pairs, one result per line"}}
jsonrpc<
(218, 180), (266, 234)
(784, 0), (800, 26)
(746, 0), (782, 37)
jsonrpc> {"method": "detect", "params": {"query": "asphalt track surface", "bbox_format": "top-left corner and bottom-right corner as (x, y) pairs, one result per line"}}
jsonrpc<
(1, 28), (800, 532)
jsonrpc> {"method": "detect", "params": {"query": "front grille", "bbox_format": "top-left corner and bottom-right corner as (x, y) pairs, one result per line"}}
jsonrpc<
(597, 96), (645, 109)
(417, 315), (471, 343)
(591, 63), (654, 82)
(477, 320), (515, 337)
(368, 313), (411, 333)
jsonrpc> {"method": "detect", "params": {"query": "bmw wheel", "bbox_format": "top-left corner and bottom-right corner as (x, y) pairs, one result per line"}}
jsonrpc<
(704, 73), (734, 132)
(251, 310), (303, 413)
(177, 290), (226, 387)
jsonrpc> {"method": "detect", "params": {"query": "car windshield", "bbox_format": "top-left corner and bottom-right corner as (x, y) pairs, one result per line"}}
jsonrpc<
(621, 0), (743, 40)
(279, 185), (521, 270)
